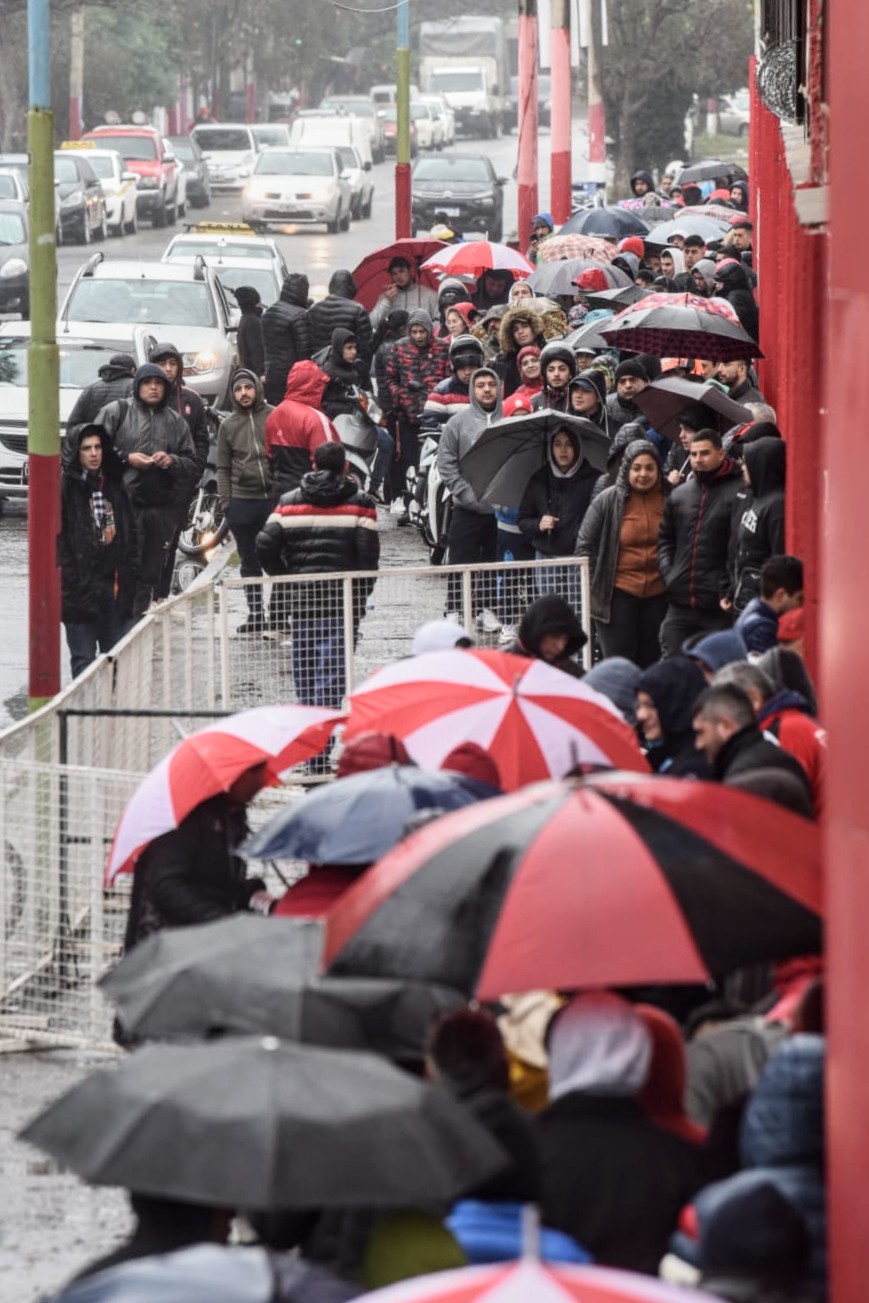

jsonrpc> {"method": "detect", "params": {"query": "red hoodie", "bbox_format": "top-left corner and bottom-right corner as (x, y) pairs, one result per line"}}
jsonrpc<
(265, 360), (339, 496)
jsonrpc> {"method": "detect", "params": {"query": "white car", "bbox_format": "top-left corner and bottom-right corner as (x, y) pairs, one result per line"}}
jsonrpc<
(241, 147), (353, 233)
(410, 101), (442, 151)
(190, 123), (259, 193)
(421, 95), (455, 147)
(0, 169), (27, 203)
(0, 322), (154, 500)
(62, 147), (138, 237)
(162, 225), (289, 282)
(199, 256), (284, 320)
(251, 123), (291, 149)
(333, 144), (374, 220)
(318, 96), (386, 162)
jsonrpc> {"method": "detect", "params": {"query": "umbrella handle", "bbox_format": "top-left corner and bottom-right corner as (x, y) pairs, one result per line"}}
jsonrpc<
(521, 1204), (541, 1261)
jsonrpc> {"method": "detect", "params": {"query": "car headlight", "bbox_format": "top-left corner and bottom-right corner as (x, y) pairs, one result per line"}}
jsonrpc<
(61, 188), (84, 207)
(137, 176), (159, 190)
(312, 187), (335, 201)
(0, 259), (27, 278)
(182, 350), (217, 375)
(471, 194), (495, 206)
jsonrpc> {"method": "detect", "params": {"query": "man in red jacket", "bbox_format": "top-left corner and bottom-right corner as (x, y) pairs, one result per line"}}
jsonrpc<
(264, 360), (340, 499)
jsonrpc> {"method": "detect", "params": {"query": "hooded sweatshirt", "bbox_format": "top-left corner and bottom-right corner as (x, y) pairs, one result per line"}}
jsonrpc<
(509, 594), (587, 677)
(149, 342), (209, 481)
(96, 364), (196, 508)
(714, 259), (759, 341)
(66, 355), (135, 438)
(307, 269), (373, 370)
(732, 438), (786, 610)
(262, 272), (312, 403)
(436, 367), (503, 513)
(264, 360), (340, 496)
(385, 313), (451, 424)
(518, 426), (599, 556)
(637, 655), (710, 776)
(216, 370), (273, 505)
(315, 327), (368, 419)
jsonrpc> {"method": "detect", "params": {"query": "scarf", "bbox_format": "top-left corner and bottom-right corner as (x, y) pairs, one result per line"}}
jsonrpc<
(81, 471), (116, 545)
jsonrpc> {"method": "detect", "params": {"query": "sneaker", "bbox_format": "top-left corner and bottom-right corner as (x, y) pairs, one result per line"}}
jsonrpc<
(389, 499), (406, 517)
(444, 611), (462, 625)
(237, 618), (265, 636)
(396, 512), (411, 527)
(476, 608), (502, 634)
(498, 623), (517, 644)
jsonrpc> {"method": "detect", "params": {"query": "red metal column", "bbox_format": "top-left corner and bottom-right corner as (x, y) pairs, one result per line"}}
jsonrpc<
(516, 0), (539, 252)
(549, 0), (572, 226)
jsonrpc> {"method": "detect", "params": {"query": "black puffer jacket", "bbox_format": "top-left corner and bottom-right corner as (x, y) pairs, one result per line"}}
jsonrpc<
(636, 656), (710, 777)
(149, 342), (209, 482)
(518, 429), (599, 556)
(658, 458), (743, 611)
(262, 273), (312, 404)
(307, 270), (373, 372)
(96, 365), (197, 509)
(731, 438), (786, 611)
(66, 359), (135, 439)
(315, 327), (368, 419)
(715, 260), (759, 342)
(60, 425), (140, 624)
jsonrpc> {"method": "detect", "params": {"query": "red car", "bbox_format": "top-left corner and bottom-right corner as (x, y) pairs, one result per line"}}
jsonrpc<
(82, 124), (179, 228)
(380, 109), (418, 158)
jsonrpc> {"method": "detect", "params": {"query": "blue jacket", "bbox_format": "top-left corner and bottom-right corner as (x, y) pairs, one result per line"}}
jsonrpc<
(447, 1201), (591, 1266)
(735, 597), (779, 654)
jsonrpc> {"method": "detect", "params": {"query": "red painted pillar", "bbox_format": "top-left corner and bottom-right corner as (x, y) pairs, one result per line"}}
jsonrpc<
(516, 0), (539, 252)
(549, 0), (572, 226)
(245, 77), (256, 125)
(824, 0), (869, 1297)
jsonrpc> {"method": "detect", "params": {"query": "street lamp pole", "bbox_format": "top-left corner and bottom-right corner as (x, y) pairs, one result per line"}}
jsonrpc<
(27, 0), (61, 709)
(395, 0), (412, 237)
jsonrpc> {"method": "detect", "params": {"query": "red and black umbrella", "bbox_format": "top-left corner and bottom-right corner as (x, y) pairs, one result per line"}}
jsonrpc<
(600, 294), (762, 362)
(324, 773), (822, 999)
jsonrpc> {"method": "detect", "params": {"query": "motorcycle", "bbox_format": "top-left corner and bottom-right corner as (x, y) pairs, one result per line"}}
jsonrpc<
(406, 423), (452, 566)
(332, 388), (384, 494)
(177, 406), (230, 559)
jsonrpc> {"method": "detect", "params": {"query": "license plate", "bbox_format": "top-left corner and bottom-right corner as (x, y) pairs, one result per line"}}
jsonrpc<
(440, 206), (461, 216)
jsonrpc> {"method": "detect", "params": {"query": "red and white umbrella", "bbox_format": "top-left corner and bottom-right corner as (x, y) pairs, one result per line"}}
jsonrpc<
(421, 241), (534, 280)
(106, 705), (344, 883)
(357, 1260), (721, 1303)
(344, 649), (648, 791)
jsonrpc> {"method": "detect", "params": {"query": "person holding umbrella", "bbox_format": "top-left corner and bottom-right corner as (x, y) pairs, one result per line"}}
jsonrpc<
(518, 424), (598, 606)
(370, 255), (439, 330)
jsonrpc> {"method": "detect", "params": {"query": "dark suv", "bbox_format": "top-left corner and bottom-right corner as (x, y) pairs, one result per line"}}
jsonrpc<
(411, 153), (507, 240)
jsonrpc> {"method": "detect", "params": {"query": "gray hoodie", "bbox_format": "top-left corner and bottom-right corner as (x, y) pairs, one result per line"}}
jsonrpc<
(436, 367), (503, 513)
(215, 371), (274, 505)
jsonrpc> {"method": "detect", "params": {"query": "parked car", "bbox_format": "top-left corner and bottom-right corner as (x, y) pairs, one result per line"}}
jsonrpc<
(410, 101), (442, 151)
(0, 169), (27, 203)
(60, 254), (238, 405)
(289, 114), (374, 169)
(53, 150), (107, 244)
(318, 95), (386, 162)
(718, 88), (751, 137)
(333, 145), (374, 220)
(241, 147), (353, 233)
(82, 124), (179, 227)
(421, 95), (456, 147)
(411, 152), (507, 239)
(0, 322), (154, 500)
(163, 224), (289, 280)
(380, 108), (418, 158)
(60, 145), (138, 237)
(190, 123), (258, 192)
(0, 200), (29, 318)
(251, 123), (291, 149)
(167, 135), (211, 208)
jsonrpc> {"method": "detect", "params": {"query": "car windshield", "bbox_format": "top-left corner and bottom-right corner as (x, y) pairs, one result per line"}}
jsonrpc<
(166, 239), (274, 261)
(0, 213), (25, 245)
(0, 175), (19, 198)
(381, 109), (398, 123)
(324, 100), (373, 117)
(54, 158), (81, 183)
(66, 277), (218, 328)
(194, 128), (252, 152)
(430, 70), (483, 93)
(88, 134), (157, 161)
(252, 126), (288, 146)
(86, 156), (116, 180)
(254, 151), (333, 176)
(410, 105), (430, 120)
(169, 139), (196, 161)
(0, 343), (123, 388)
(414, 157), (490, 183)
(335, 147), (357, 169)
(215, 267), (278, 302)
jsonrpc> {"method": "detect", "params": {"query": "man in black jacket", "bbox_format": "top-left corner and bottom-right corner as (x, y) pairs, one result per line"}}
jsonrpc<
(307, 269), (373, 375)
(235, 285), (265, 378)
(657, 428), (743, 656)
(256, 441), (379, 709)
(66, 353), (135, 439)
(691, 683), (813, 804)
(262, 272), (311, 405)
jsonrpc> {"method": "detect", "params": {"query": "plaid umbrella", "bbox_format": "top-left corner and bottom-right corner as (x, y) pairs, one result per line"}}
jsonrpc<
(601, 296), (762, 362)
(537, 233), (618, 262)
(560, 207), (650, 239)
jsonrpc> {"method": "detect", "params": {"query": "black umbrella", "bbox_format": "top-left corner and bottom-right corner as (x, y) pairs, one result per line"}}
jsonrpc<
(21, 1038), (507, 1210)
(460, 409), (610, 510)
(581, 285), (653, 312)
(528, 258), (629, 298)
(560, 206), (650, 239)
(242, 765), (498, 866)
(634, 376), (753, 440)
(677, 159), (748, 184)
(564, 316), (616, 353)
(642, 214), (729, 248)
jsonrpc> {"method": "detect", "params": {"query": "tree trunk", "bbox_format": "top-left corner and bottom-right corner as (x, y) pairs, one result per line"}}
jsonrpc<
(0, 30), (24, 150)
(613, 94), (638, 198)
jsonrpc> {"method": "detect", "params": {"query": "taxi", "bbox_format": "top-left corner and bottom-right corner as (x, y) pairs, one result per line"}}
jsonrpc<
(162, 221), (289, 282)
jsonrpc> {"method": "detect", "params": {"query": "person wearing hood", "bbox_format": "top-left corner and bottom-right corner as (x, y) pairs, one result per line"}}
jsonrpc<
(420, 333), (484, 436)
(149, 340), (209, 487)
(262, 272), (312, 405)
(536, 993), (703, 1273)
(660, 247), (687, 282)
(583, 657), (641, 724)
(216, 371), (274, 636)
(66, 352), (135, 439)
(684, 628), (748, 679)
(437, 367), (502, 625)
(60, 423), (139, 676)
(474, 303), (510, 363)
(474, 269), (514, 314)
(496, 303), (548, 396)
(256, 441), (379, 709)
(630, 169), (656, 200)
(729, 439), (786, 613)
(714, 259), (759, 341)
(567, 371), (609, 436)
(97, 364), (196, 617)
(435, 277), (471, 337)
(519, 425), (599, 612)
(507, 593), (587, 678)
(635, 655), (711, 776)
(264, 360), (340, 498)
(576, 439), (667, 668)
(531, 341), (577, 412)
(307, 268), (373, 374)
(503, 345), (543, 417)
(657, 427), (743, 655)
(605, 359), (649, 434)
(385, 308), (450, 507)
(729, 180), (750, 212)
(526, 211), (555, 262)
(372, 308), (409, 411)
(735, 554), (804, 655)
(234, 285), (265, 378)
(691, 258), (719, 297)
(509, 278), (534, 303)
(315, 328), (369, 420)
(370, 255), (439, 329)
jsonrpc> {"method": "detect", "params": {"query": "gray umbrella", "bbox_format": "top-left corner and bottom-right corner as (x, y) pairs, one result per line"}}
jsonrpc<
(643, 214), (729, 248)
(564, 315), (615, 352)
(460, 409), (610, 510)
(20, 1037), (507, 1210)
(634, 376), (753, 440)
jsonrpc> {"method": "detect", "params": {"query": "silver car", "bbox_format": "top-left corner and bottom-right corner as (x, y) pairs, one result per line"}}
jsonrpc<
(242, 147), (352, 233)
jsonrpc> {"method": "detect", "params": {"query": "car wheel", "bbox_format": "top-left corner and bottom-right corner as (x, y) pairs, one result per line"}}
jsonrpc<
(340, 206), (351, 232)
(202, 187), (211, 208)
(124, 205), (138, 236)
(362, 192), (373, 219)
(77, 211), (91, 245)
(351, 198), (361, 221)
(326, 215), (339, 234)
(95, 210), (108, 241)
(110, 216), (124, 237)
(153, 199), (167, 228)
(166, 197), (177, 226)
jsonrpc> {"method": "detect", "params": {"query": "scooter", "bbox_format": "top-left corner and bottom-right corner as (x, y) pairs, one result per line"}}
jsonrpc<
(177, 407), (230, 559)
(332, 389), (384, 493)
(407, 424), (452, 566)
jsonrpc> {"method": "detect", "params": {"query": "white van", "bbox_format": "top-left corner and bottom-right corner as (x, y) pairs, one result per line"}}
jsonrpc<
(289, 114), (373, 169)
(190, 123), (258, 192)
(370, 84), (421, 113)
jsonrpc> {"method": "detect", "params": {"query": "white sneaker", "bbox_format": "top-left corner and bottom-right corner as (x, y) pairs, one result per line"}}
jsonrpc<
(498, 624), (517, 644)
(476, 608), (502, 634)
(444, 611), (462, 625)
(390, 499), (406, 516)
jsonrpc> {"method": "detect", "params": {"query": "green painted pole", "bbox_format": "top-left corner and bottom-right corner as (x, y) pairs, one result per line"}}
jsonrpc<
(395, 0), (411, 237)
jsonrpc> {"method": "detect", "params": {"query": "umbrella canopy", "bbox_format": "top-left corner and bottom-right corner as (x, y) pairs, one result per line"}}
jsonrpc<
(325, 773), (822, 999)
(102, 918), (463, 1057)
(581, 284), (652, 311)
(53, 1246), (280, 1303)
(356, 1260), (722, 1303)
(243, 765), (499, 866)
(343, 650), (648, 793)
(420, 241), (534, 280)
(634, 376), (753, 440)
(643, 215), (729, 248)
(564, 317), (616, 353)
(537, 233), (618, 263)
(460, 410), (610, 510)
(528, 258), (626, 298)
(21, 1037), (507, 1210)
(105, 705), (344, 883)
(600, 296), (762, 362)
(696, 202), (742, 223)
(560, 207), (650, 239)
(677, 159), (748, 184)
(352, 238), (446, 311)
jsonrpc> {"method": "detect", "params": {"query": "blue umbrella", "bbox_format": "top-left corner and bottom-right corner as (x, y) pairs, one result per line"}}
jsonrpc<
(243, 765), (499, 865)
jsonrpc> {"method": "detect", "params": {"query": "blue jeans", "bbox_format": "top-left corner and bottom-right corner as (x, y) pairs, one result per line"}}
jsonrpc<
(227, 497), (272, 615)
(370, 427), (395, 494)
(534, 549), (581, 612)
(64, 608), (127, 678)
(291, 616), (346, 708)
